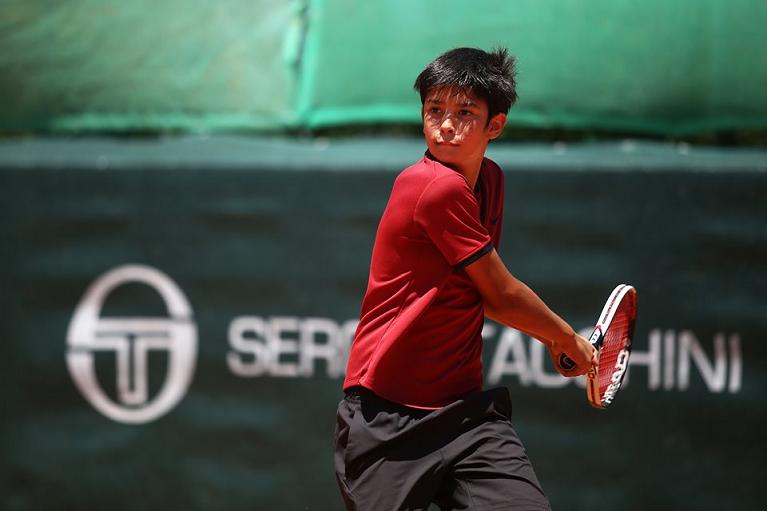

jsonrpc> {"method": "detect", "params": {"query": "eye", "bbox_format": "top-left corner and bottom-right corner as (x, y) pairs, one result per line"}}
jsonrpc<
(428, 106), (442, 115)
(459, 109), (472, 116)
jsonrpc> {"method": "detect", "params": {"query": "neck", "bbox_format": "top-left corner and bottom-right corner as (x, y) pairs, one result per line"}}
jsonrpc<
(453, 156), (484, 189)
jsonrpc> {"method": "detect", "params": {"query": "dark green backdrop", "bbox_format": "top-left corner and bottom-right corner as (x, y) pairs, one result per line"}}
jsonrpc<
(2, 138), (766, 510)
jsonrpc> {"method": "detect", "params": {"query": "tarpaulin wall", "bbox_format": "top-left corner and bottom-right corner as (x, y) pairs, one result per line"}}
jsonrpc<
(299, 0), (767, 134)
(2, 138), (766, 510)
(2, 0), (767, 134)
(0, 0), (302, 131)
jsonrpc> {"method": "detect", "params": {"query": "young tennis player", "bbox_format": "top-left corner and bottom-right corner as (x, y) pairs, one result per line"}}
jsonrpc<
(335, 47), (596, 510)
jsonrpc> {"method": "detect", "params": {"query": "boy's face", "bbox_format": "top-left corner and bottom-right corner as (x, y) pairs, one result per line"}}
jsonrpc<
(422, 87), (506, 170)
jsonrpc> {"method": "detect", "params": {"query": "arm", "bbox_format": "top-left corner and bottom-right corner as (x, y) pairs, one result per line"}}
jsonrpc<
(464, 248), (595, 375)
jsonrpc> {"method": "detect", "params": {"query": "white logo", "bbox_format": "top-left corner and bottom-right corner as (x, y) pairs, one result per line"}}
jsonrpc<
(603, 347), (631, 404)
(66, 265), (197, 424)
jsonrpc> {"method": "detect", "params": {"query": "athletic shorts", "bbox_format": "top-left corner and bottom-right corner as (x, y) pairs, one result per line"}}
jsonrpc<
(333, 386), (552, 511)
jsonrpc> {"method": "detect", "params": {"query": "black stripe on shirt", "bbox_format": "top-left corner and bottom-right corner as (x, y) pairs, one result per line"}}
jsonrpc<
(455, 242), (494, 269)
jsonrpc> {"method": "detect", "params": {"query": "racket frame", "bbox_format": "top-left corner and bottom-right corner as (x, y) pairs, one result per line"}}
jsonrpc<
(585, 284), (636, 409)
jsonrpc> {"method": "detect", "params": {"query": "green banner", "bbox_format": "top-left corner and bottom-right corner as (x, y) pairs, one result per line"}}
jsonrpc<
(299, 0), (767, 134)
(2, 138), (766, 510)
(0, 0), (301, 132)
(2, 0), (766, 134)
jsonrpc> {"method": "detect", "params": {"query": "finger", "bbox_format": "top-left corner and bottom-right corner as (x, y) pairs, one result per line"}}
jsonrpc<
(558, 353), (577, 372)
(559, 360), (589, 377)
(574, 363), (590, 376)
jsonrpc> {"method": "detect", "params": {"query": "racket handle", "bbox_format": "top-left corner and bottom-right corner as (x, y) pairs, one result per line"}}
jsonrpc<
(558, 353), (576, 371)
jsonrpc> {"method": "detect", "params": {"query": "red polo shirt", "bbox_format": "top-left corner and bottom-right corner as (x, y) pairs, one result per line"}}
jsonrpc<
(343, 152), (504, 408)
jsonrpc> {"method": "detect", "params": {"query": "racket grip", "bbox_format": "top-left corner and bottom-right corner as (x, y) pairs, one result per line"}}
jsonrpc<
(558, 353), (576, 371)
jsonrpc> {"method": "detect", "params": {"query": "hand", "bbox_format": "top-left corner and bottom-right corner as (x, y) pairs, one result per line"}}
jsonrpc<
(548, 334), (597, 377)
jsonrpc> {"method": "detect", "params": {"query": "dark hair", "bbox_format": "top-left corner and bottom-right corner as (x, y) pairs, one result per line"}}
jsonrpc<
(413, 47), (518, 119)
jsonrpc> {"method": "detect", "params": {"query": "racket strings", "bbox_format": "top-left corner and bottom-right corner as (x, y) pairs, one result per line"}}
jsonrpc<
(597, 308), (632, 396)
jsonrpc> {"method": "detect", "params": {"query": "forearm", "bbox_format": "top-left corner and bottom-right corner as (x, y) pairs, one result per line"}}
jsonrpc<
(484, 278), (577, 351)
(464, 249), (580, 352)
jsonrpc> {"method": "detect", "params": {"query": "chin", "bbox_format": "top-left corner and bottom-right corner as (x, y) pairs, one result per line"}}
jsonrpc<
(430, 143), (456, 153)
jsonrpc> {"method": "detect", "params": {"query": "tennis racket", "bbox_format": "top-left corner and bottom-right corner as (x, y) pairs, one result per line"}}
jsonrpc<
(559, 284), (637, 409)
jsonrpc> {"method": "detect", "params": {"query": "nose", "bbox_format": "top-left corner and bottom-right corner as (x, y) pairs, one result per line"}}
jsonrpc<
(440, 115), (455, 135)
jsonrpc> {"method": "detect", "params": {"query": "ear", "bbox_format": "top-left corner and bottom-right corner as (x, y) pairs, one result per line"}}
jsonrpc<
(487, 113), (507, 140)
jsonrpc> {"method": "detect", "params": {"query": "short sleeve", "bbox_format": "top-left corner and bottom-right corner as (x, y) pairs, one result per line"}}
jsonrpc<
(414, 174), (493, 267)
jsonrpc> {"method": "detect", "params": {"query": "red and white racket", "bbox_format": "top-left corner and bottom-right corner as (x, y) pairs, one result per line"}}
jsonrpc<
(559, 284), (637, 409)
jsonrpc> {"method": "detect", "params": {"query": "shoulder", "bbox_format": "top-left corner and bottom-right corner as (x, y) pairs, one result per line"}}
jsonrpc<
(396, 157), (470, 198)
(414, 173), (476, 225)
(398, 156), (464, 182)
(481, 157), (504, 184)
(421, 162), (473, 204)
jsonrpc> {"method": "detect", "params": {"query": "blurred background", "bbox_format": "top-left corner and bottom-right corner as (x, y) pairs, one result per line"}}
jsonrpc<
(2, 1), (766, 510)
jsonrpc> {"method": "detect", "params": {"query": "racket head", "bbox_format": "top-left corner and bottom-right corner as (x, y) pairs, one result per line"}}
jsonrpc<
(586, 284), (637, 409)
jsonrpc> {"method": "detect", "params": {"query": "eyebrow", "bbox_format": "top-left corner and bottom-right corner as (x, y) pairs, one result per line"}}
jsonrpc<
(425, 97), (478, 108)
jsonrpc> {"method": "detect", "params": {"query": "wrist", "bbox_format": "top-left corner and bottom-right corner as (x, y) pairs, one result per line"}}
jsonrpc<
(551, 327), (577, 352)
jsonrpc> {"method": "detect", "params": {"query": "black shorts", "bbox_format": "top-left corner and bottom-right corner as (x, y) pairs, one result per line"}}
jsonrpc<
(334, 386), (551, 511)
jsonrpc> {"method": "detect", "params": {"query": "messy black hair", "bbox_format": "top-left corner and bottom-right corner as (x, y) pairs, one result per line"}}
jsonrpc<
(413, 47), (518, 120)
